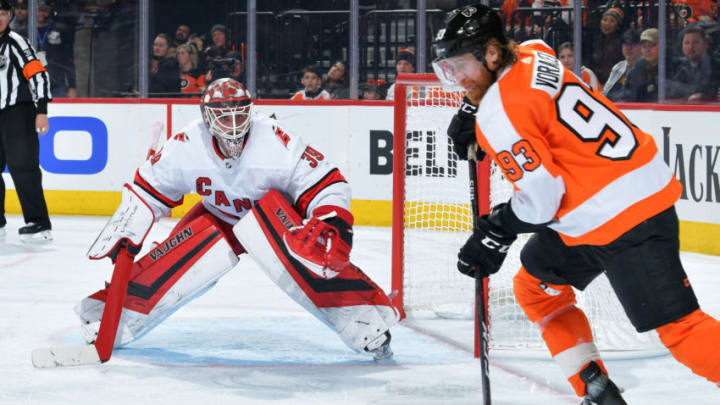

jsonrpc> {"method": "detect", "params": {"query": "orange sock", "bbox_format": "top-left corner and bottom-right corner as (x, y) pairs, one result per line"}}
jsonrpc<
(656, 309), (720, 385)
(514, 267), (606, 397)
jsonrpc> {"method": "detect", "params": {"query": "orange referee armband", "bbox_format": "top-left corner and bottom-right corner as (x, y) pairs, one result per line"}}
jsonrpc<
(23, 60), (45, 80)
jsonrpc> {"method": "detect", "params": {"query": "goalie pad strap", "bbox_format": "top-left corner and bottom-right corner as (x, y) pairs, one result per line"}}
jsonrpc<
(313, 205), (354, 227)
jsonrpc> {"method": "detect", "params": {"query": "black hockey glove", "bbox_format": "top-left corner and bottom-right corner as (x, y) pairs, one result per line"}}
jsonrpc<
(457, 215), (517, 279)
(447, 96), (486, 161)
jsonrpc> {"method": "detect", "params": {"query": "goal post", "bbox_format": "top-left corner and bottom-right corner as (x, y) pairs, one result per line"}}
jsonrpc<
(390, 73), (663, 357)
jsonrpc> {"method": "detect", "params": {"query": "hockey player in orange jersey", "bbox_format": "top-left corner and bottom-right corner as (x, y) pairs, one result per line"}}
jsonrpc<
(432, 4), (720, 404)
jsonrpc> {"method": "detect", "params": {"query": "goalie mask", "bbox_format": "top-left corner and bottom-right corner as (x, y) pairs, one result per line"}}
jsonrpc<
(431, 4), (507, 85)
(200, 78), (253, 159)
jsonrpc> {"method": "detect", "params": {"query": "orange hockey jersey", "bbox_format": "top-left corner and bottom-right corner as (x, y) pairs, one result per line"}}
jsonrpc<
(672, 0), (718, 24)
(474, 40), (682, 246)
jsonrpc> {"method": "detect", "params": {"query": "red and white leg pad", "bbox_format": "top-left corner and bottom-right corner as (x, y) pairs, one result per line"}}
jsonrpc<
(233, 190), (399, 352)
(75, 214), (239, 347)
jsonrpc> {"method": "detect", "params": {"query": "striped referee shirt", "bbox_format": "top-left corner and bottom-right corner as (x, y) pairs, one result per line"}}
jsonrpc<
(0, 28), (51, 113)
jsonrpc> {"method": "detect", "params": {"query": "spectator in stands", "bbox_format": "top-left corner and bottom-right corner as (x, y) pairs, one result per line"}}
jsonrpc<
(207, 24), (233, 56)
(323, 60), (349, 99)
(667, 25), (720, 101)
(291, 65), (331, 100)
(672, 0), (719, 28)
(361, 81), (386, 100)
(558, 42), (603, 90)
(10, 0), (27, 35)
(626, 28), (660, 102)
(226, 50), (244, 83)
(604, 28), (643, 101)
(203, 46), (239, 83)
(35, 0), (76, 98)
(174, 24), (191, 47)
(385, 47), (416, 100)
(150, 33), (181, 97)
(189, 33), (203, 54)
(501, 0), (530, 39)
(188, 33), (205, 72)
(589, 7), (625, 85)
(177, 43), (205, 95)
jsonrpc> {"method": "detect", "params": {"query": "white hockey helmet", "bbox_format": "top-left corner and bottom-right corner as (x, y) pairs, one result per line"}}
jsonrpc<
(200, 78), (253, 159)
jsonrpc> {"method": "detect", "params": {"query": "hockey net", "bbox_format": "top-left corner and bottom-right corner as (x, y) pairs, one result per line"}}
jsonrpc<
(390, 74), (663, 356)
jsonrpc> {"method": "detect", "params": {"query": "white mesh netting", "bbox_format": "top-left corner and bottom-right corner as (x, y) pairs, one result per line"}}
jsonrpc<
(397, 79), (663, 354)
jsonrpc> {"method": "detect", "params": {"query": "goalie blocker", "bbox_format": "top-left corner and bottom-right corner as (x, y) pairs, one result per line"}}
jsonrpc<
(76, 191), (398, 357)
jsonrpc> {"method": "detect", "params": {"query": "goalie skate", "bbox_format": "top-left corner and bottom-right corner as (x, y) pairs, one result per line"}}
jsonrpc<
(365, 331), (393, 362)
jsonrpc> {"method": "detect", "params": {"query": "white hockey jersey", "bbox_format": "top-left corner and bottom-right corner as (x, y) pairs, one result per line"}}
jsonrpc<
(132, 113), (352, 224)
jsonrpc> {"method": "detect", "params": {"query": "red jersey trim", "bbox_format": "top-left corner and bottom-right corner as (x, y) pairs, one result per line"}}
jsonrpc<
(133, 170), (184, 209)
(294, 168), (348, 218)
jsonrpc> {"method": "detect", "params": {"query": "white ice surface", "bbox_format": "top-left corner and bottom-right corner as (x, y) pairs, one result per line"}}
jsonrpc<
(0, 215), (718, 404)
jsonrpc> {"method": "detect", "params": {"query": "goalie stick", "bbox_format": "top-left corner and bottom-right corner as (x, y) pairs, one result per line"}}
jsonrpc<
(468, 144), (492, 405)
(145, 121), (165, 160)
(31, 246), (135, 368)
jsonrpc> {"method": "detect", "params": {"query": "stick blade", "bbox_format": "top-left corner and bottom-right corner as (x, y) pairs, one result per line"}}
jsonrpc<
(31, 345), (102, 368)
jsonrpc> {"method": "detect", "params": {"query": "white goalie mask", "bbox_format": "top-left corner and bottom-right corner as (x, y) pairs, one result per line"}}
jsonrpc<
(200, 78), (253, 159)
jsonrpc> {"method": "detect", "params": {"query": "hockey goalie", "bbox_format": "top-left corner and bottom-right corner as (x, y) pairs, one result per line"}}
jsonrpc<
(74, 78), (398, 362)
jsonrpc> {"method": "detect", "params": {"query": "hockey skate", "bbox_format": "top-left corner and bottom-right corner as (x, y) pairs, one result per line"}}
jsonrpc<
(19, 222), (52, 243)
(580, 361), (627, 405)
(0, 225), (5, 237)
(365, 331), (393, 362)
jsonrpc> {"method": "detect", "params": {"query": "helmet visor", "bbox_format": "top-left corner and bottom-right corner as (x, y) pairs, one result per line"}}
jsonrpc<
(432, 52), (484, 86)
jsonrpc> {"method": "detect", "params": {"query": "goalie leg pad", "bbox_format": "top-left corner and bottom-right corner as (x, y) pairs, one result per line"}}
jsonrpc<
(76, 211), (239, 346)
(234, 190), (399, 352)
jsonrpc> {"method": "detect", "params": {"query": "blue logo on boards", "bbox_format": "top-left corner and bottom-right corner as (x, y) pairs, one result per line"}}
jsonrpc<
(3, 116), (108, 174)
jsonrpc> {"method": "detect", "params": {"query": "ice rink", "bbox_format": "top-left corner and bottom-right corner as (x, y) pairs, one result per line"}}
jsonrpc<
(1, 214), (718, 404)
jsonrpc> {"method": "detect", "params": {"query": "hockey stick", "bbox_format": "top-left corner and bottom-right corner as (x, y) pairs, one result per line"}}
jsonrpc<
(145, 121), (165, 160)
(31, 245), (134, 368)
(467, 143), (492, 405)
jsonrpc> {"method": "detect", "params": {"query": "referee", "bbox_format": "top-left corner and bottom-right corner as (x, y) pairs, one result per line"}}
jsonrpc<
(0, 0), (52, 242)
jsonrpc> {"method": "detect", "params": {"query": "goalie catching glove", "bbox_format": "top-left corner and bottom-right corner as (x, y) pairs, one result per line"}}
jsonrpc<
(447, 96), (486, 161)
(284, 207), (353, 279)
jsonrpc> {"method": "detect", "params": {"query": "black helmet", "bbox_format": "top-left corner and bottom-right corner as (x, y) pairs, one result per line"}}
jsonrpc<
(0, 0), (14, 25)
(432, 4), (506, 62)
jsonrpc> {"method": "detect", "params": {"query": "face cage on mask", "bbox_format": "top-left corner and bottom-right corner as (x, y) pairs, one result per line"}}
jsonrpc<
(203, 104), (252, 159)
